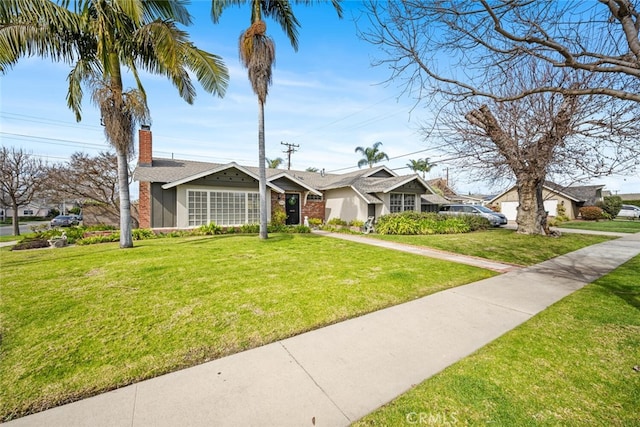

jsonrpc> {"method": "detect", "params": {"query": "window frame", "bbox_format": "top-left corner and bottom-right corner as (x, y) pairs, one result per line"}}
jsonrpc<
(187, 189), (260, 227)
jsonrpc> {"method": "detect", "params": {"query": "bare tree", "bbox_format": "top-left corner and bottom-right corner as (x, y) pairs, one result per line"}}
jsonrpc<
(361, 1), (640, 234)
(0, 147), (46, 236)
(45, 152), (121, 218)
(362, 1), (640, 103)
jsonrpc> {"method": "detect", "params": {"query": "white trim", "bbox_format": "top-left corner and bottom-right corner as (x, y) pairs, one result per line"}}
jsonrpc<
(269, 172), (322, 196)
(163, 162), (284, 193)
(186, 188), (261, 226)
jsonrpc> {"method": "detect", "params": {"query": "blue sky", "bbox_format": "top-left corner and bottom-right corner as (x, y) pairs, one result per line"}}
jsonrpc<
(1, 1), (638, 197)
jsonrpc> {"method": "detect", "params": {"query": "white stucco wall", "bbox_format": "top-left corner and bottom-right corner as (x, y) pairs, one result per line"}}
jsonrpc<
(324, 187), (369, 223)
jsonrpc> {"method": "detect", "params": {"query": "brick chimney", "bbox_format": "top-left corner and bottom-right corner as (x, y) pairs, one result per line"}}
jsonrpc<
(138, 125), (152, 166)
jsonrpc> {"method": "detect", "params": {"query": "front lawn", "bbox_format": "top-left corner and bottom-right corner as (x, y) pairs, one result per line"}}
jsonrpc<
(557, 219), (640, 233)
(367, 228), (613, 266)
(0, 234), (495, 422)
(355, 254), (640, 426)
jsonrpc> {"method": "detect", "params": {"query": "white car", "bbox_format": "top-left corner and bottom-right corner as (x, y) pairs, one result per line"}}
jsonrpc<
(617, 204), (640, 219)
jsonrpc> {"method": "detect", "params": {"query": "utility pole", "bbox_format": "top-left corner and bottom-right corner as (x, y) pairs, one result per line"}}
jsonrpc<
(281, 141), (299, 170)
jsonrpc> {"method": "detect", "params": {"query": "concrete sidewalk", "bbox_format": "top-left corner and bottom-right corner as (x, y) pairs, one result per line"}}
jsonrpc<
(6, 233), (640, 427)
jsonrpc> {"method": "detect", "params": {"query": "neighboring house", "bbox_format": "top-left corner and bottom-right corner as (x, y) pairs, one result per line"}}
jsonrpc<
(133, 127), (443, 229)
(490, 182), (605, 221)
(2, 201), (51, 218)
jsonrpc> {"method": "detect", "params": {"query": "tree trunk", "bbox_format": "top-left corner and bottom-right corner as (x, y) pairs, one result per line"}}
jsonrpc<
(117, 150), (133, 248)
(515, 177), (548, 235)
(258, 99), (268, 239)
(11, 199), (19, 236)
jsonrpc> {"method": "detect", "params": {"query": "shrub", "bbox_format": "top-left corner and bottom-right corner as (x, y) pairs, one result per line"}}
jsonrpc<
(375, 211), (481, 235)
(77, 233), (120, 245)
(327, 217), (348, 226)
(196, 222), (222, 235)
(132, 228), (156, 240)
(596, 195), (622, 218)
(240, 223), (260, 233)
(349, 219), (364, 227)
(271, 208), (287, 227)
(579, 206), (604, 221)
(308, 217), (323, 227)
(289, 225), (311, 233)
(555, 203), (570, 223)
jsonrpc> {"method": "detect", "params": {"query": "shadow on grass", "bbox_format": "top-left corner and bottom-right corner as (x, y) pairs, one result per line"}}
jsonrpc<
(597, 281), (640, 312)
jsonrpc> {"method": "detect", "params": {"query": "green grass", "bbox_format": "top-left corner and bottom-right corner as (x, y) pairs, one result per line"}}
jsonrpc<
(367, 228), (614, 266)
(354, 255), (640, 426)
(557, 219), (640, 233)
(0, 234), (495, 421)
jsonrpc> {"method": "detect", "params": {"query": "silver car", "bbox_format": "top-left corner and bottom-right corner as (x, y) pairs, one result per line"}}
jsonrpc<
(439, 204), (507, 227)
(617, 204), (640, 219)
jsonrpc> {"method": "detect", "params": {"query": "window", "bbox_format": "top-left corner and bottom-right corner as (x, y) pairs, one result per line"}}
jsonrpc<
(307, 194), (323, 201)
(23, 209), (34, 215)
(390, 193), (416, 213)
(188, 190), (260, 226)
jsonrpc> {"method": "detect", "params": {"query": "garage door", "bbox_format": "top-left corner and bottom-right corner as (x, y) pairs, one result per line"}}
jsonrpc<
(544, 199), (558, 217)
(501, 200), (558, 221)
(501, 202), (518, 221)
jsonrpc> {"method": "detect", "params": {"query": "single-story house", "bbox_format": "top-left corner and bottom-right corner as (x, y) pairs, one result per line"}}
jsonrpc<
(490, 181), (605, 221)
(133, 127), (446, 229)
(1, 201), (51, 219)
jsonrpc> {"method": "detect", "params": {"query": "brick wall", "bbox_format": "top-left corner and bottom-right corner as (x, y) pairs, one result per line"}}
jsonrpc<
(138, 126), (152, 166)
(138, 181), (151, 229)
(301, 199), (325, 222)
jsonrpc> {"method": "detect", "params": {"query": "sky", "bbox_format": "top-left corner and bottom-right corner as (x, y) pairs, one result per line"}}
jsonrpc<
(1, 1), (638, 198)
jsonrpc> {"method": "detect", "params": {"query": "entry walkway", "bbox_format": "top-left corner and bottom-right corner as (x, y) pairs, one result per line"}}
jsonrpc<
(6, 233), (640, 427)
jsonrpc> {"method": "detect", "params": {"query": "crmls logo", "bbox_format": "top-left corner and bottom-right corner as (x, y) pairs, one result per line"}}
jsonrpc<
(405, 411), (459, 425)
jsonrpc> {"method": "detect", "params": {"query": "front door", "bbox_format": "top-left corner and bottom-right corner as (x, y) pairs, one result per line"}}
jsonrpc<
(285, 193), (300, 225)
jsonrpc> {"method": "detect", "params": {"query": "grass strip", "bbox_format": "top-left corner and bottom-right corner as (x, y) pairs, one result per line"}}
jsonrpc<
(557, 219), (640, 233)
(355, 255), (640, 426)
(367, 228), (613, 266)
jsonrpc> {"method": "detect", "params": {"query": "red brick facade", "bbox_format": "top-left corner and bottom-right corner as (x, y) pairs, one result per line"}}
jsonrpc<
(301, 197), (325, 222)
(138, 181), (151, 229)
(138, 126), (153, 166)
(270, 192), (326, 224)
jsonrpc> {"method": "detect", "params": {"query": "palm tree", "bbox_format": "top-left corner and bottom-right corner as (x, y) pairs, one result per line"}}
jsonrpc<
(355, 141), (389, 168)
(211, 0), (342, 239)
(407, 157), (436, 178)
(1, 0), (228, 248)
(266, 157), (283, 168)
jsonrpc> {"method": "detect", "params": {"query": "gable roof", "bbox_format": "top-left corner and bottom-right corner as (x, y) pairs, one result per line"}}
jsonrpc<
(134, 158), (440, 202)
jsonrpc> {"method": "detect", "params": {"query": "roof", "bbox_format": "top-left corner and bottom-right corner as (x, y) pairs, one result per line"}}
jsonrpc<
(134, 158), (440, 201)
(489, 181), (604, 204)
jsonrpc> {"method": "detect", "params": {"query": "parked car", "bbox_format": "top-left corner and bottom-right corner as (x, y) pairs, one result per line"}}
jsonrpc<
(617, 204), (640, 219)
(50, 215), (79, 227)
(69, 213), (83, 222)
(439, 204), (507, 227)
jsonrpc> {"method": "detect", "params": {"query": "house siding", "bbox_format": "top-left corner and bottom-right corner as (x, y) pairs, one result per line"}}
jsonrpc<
(151, 183), (177, 228)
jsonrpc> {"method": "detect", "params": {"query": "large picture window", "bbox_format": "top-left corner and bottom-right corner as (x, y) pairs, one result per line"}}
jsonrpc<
(390, 193), (416, 213)
(188, 190), (260, 226)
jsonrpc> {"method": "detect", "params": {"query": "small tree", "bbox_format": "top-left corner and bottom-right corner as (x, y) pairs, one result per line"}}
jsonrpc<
(0, 147), (46, 236)
(598, 195), (623, 218)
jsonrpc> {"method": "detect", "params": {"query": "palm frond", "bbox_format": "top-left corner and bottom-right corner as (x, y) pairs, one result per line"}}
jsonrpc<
(183, 46), (229, 98)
